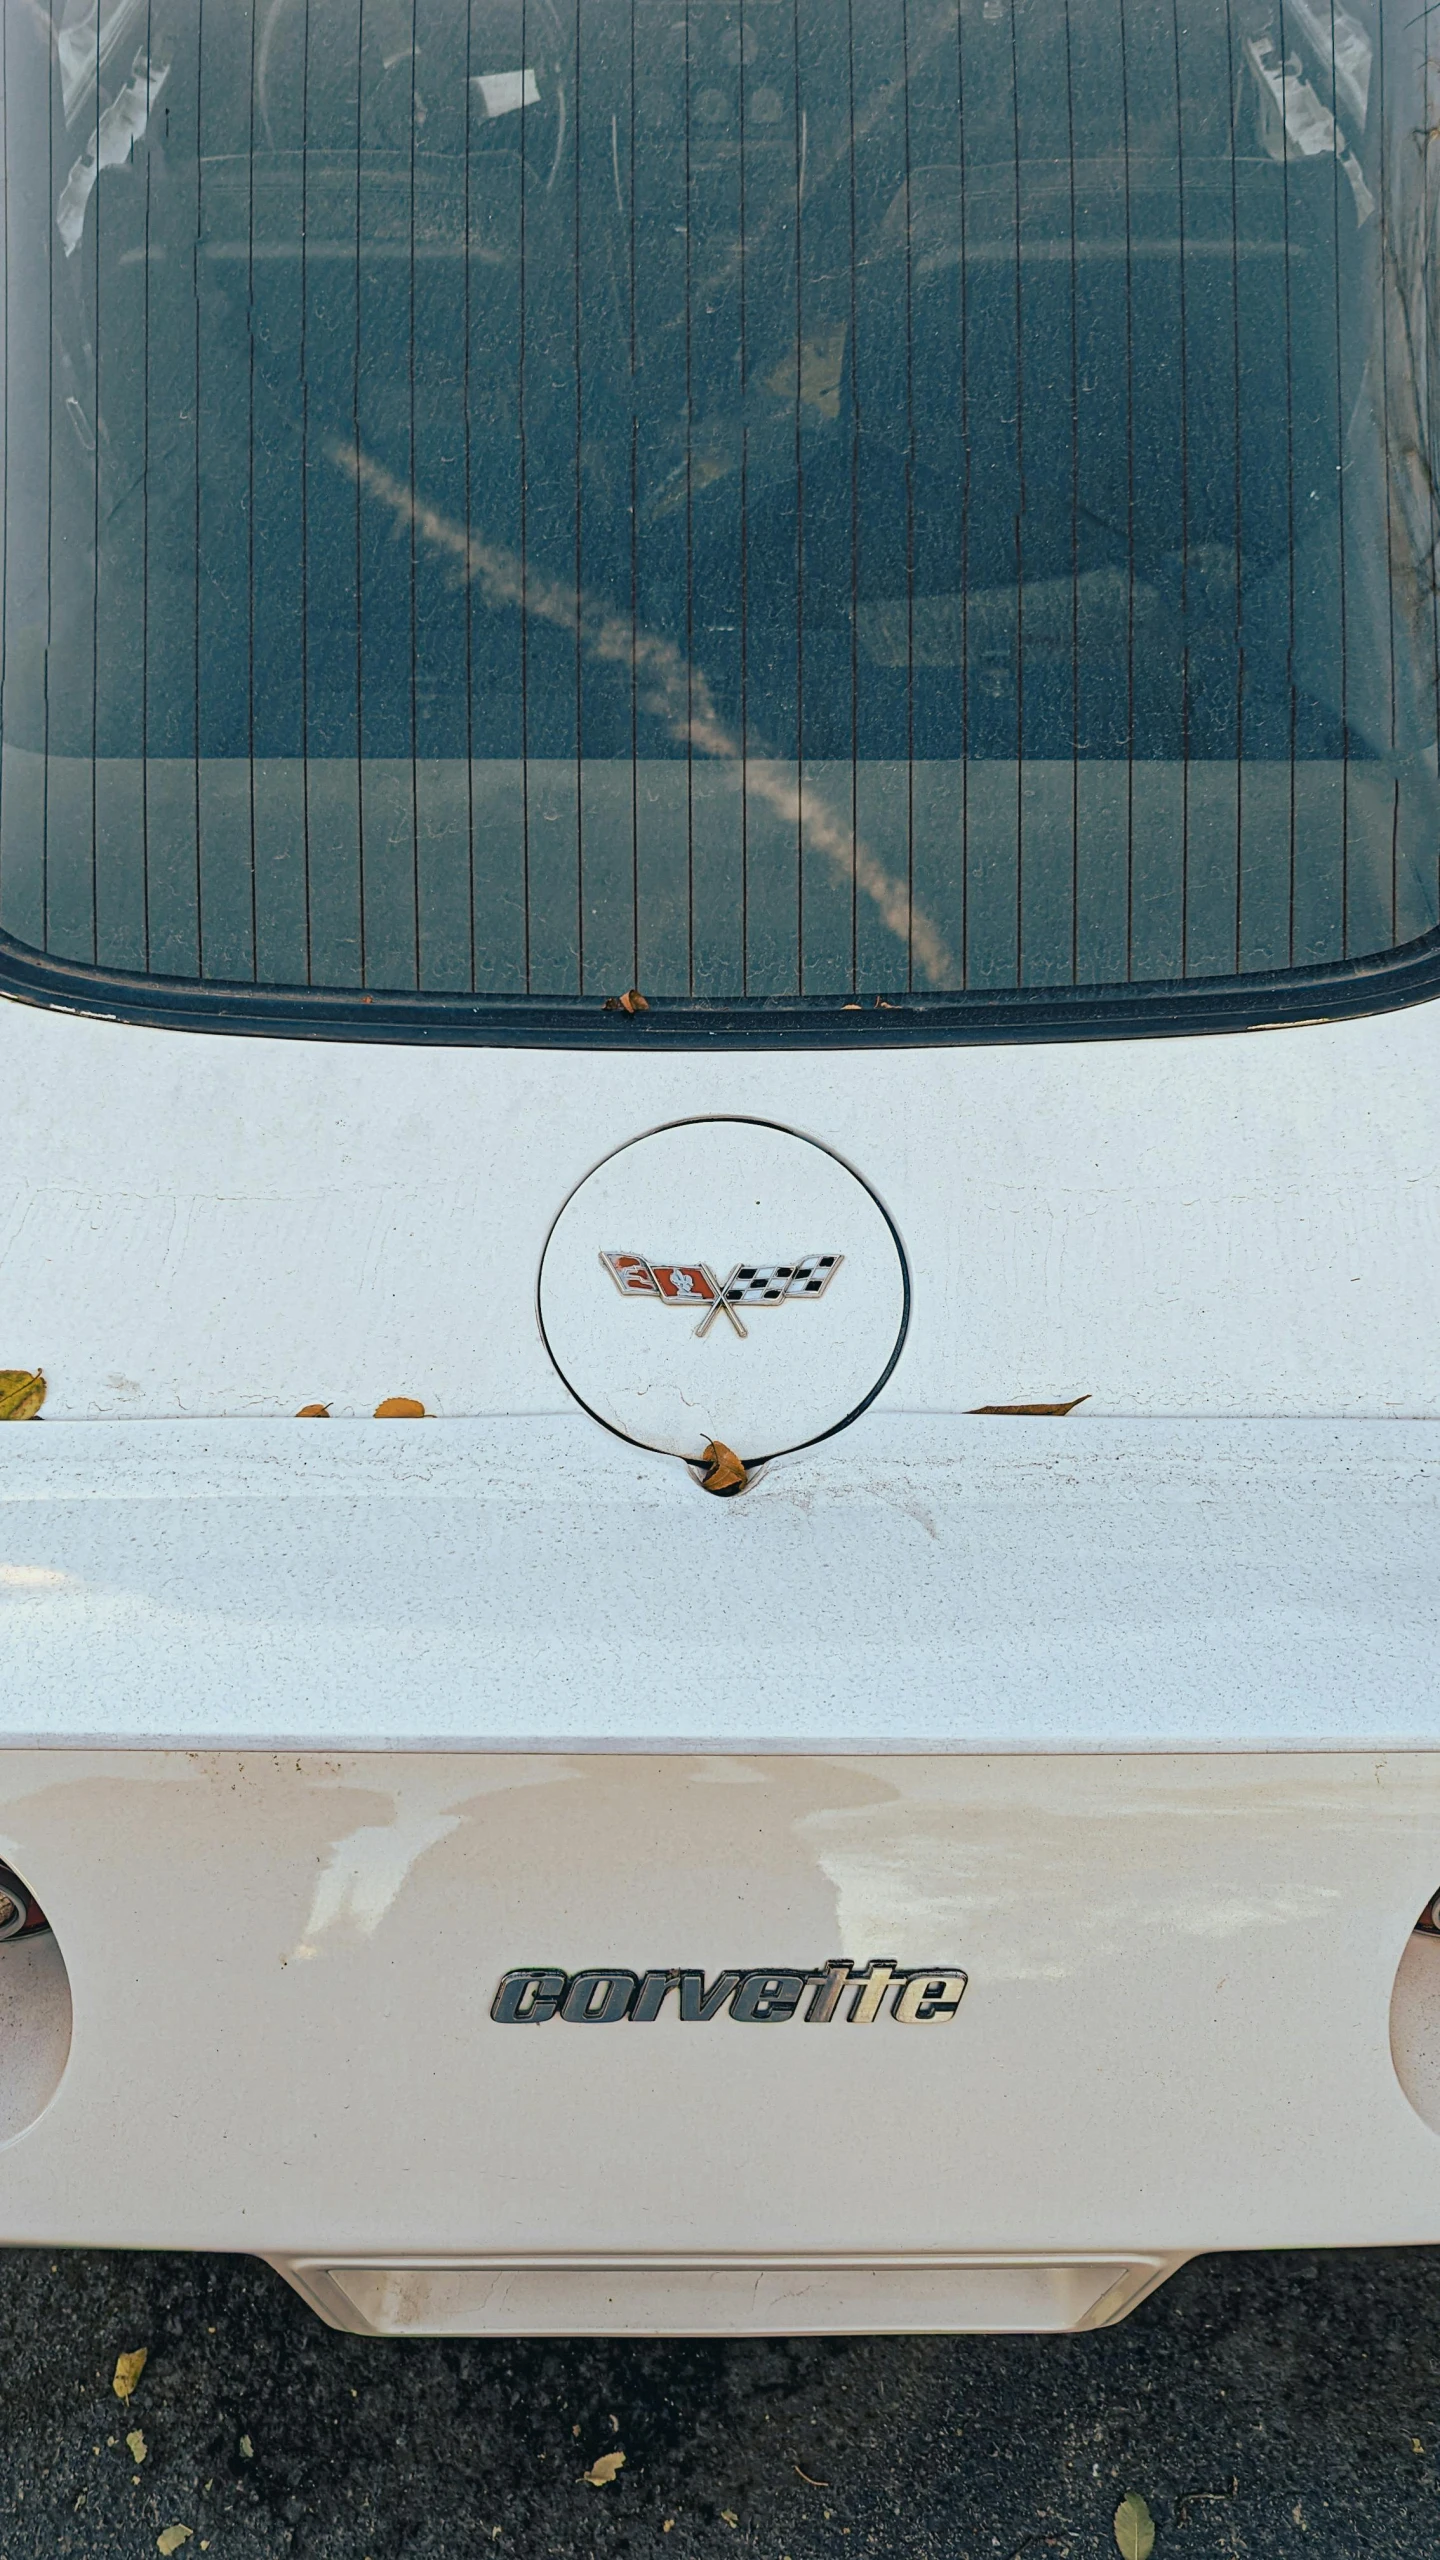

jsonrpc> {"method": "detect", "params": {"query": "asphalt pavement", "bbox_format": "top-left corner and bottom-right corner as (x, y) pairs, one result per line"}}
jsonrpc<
(0, 2245), (1436, 2559)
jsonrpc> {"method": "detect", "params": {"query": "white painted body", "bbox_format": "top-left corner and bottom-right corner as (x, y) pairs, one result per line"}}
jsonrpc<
(0, 994), (1436, 1424)
(0, 986), (1438, 2332)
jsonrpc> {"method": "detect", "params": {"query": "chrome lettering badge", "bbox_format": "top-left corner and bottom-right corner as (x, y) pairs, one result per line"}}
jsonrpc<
(601, 1252), (842, 1339)
(491, 1960), (967, 2024)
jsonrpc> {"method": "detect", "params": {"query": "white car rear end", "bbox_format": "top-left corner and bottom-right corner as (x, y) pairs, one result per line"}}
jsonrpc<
(0, 0), (1436, 2335)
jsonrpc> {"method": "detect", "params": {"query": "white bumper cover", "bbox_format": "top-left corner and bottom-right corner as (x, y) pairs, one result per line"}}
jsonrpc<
(0, 1416), (1434, 2331)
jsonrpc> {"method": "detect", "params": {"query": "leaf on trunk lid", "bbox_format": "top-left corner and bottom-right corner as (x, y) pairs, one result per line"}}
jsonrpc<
(374, 1397), (426, 1418)
(1114, 2494), (1155, 2560)
(603, 988), (648, 1014)
(700, 1440), (749, 1494)
(582, 2451), (626, 2488)
(0, 1370), (45, 1420)
(112, 2348), (147, 2401)
(156, 2529), (193, 2556)
(968, 1396), (1090, 1416)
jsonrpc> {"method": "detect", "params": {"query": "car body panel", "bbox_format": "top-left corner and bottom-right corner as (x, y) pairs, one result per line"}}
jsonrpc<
(0, 1744), (1435, 2281)
(0, 992), (1433, 1425)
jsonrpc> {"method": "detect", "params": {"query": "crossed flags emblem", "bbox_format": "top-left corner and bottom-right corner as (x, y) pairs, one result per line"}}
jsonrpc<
(600, 1252), (843, 1339)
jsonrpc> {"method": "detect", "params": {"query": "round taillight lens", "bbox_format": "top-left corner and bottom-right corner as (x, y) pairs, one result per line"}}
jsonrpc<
(0, 1860), (48, 1941)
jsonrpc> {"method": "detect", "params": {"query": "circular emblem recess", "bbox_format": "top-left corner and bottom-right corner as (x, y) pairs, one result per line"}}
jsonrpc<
(537, 1119), (909, 1464)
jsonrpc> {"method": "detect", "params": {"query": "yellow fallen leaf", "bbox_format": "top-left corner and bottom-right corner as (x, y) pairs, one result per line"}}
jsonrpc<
(1114, 2493), (1156, 2560)
(720, 2511), (739, 2527)
(127, 2429), (147, 2465)
(112, 2348), (148, 2401)
(700, 1440), (749, 1495)
(582, 2450), (626, 2488)
(239, 2435), (253, 2460)
(295, 1403), (330, 1418)
(0, 1370), (45, 1421)
(373, 1396), (426, 1418)
(157, 2531), (193, 2557)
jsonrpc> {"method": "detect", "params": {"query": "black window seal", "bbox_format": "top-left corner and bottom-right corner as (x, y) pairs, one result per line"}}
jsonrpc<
(0, 915), (1436, 1048)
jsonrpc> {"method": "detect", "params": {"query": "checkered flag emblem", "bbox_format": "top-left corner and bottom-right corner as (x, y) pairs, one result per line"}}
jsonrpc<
(724, 1258), (840, 1304)
(601, 1252), (842, 1338)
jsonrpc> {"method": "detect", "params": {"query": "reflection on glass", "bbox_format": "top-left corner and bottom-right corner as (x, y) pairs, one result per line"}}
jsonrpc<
(1, 0), (1436, 1004)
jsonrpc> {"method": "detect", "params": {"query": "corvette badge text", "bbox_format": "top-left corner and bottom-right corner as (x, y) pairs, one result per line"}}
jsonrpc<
(491, 1960), (967, 2024)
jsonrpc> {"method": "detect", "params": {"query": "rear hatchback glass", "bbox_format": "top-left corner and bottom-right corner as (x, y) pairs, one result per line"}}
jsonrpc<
(0, 0), (1435, 1032)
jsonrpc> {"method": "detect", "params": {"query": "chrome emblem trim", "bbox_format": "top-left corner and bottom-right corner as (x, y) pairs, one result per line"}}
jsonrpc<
(600, 1253), (843, 1339)
(490, 1959), (967, 2025)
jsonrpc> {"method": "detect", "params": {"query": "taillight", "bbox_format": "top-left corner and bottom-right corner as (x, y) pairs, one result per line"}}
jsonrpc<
(0, 1859), (49, 1940)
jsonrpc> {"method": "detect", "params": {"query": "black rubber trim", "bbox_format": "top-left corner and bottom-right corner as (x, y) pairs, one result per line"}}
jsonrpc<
(1, 915), (1438, 1047)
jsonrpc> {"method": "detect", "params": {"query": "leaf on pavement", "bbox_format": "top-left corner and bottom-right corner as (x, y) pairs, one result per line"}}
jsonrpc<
(127, 2430), (147, 2465)
(583, 2451), (626, 2488)
(156, 2531), (193, 2557)
(1114, 2493), (1156, 2560)
(112, 2349), (148, 2401)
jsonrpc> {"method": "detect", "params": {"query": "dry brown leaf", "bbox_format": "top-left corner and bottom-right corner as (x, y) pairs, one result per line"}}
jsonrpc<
(1114, 2494), (1156, 2560)
(0, 1370), (45, 1421)
(156, 2529), (193, 2557)
(373, 1396), (426, 1418)
(127, 2429), (147, 2465)
(582, 2450), (626, 2488)
(603, 988), (649, 1014)
(700, 1440), (749, 1495)
(794, 2467), (830, 2488)
(968, 1396), (1090, 1416)
(295, 1403), (330, 1418)
(112, 2348), (148, 2401)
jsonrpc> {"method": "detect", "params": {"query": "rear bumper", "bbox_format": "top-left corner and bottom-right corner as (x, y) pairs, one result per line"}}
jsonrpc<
(0, 1417), (1436, 2331)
